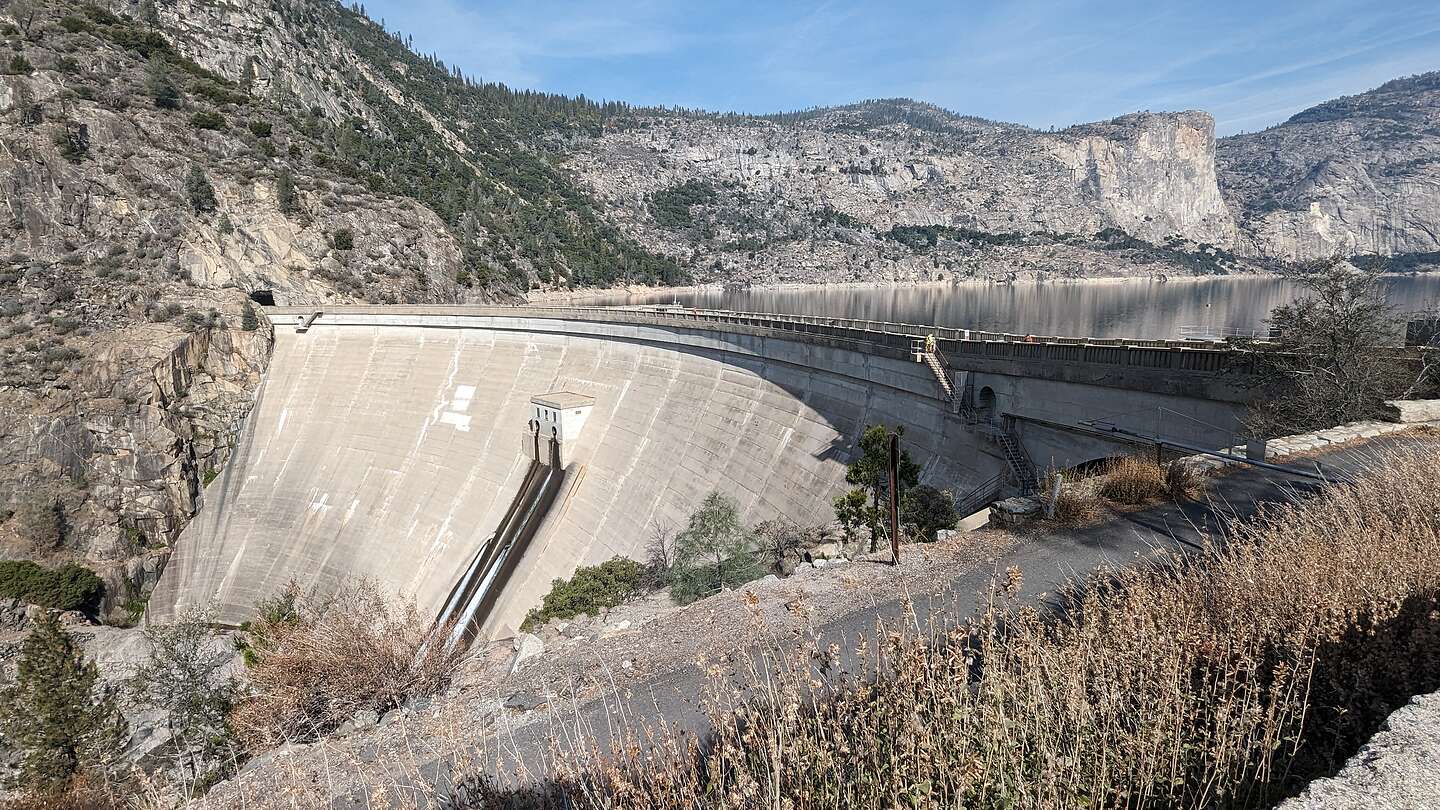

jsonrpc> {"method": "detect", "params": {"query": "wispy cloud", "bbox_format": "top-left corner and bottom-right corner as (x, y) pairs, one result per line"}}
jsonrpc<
(364, 0), (1440, 131)
(366, 0), (685, 88)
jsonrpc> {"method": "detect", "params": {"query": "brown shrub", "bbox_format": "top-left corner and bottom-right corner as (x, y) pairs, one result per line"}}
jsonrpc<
(229, 581), (463, 749)
(1164, 459), (1207, 501)
(444, 441), (1440, 809)
(1099, 455), (1168, 504)
(0, 774), (122, 810)
(1038, 472), (1104, 527)
(1051, 487), (1103, 525)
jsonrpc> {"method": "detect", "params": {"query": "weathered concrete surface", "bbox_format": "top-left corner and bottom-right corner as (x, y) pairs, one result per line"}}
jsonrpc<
(149, 324), (993, 636)
(1279, 691), (1440, 810)
(150, 309), (1252, 639)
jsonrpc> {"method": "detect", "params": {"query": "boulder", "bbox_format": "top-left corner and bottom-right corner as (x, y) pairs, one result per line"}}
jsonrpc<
(991, 497), (1042, 528)
(509, 633), (545, 673)
(600, 619), (632, 639)
(503, 691), (548, 712)
(1385, 399), (1440, 424)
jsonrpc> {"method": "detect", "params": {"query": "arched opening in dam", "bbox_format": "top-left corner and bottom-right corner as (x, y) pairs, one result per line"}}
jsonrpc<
(149, 308), (1251, 641)
(977, 386), (997, 421)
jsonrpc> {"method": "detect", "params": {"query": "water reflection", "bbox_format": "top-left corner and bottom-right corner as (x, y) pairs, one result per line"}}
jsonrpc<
(579, 276), (1440, 339)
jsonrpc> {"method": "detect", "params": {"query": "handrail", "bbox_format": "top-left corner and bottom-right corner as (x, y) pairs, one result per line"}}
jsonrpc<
(264, 304), (1250, 378)
(955, 472), (1005, 516)
(263, 304), (1237, 350)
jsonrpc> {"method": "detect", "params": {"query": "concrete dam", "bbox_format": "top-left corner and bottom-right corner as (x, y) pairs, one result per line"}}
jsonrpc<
(148, 306), (1253, 638)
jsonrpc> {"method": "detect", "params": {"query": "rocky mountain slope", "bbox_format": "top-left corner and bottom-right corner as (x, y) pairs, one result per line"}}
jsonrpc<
(569, 103), (1255, 285)
(569, 74), (1440, 284)
(1217, 72), (1440, 264)
(0, 0), (678, 620)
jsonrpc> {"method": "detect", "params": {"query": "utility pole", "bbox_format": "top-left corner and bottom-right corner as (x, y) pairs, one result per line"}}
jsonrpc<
(888, 432), (900, 565)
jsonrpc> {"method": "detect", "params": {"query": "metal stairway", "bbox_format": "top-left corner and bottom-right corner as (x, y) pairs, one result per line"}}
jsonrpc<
(954, 471), (1005, 517)
(913, 338), (977, 421)
(910, 335), (1028, 496)
(923, 352), (955, 401)
(981, 422), (1038, 494)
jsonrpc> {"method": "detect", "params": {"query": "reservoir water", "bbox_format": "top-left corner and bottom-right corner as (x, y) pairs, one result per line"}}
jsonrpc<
(579, 275), (1440, 340)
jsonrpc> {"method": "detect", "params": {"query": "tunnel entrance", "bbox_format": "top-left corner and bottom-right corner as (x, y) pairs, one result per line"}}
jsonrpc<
(248, 289), (276, 306)
(977, 386), (996, 422)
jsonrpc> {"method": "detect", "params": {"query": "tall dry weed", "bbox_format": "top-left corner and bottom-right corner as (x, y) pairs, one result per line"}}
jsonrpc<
(1098, 455), (1169, 504)
(230, 581), (463, 749)
(445, 442), (1440, 809)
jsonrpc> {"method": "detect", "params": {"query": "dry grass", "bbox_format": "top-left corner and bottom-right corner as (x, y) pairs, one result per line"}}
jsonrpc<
(0, 774), (124, 810)
(442, 442), (1440, 809)
(1038, 470), (1106, 527)
(1163, 458), (1207, 501)
(229, 581), (465, 749)
(1098, 455), (1169, 504)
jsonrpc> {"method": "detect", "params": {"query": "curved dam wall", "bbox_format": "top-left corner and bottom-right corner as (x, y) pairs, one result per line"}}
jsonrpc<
(149, 316), (995, 636)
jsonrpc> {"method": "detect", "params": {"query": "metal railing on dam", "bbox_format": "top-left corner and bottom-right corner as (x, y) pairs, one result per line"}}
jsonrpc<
(150, 302), (1258, 637)
(264, 304), (1250, 378)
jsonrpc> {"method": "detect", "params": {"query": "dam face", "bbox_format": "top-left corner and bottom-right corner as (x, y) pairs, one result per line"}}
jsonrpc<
(149, 322), (989, 636)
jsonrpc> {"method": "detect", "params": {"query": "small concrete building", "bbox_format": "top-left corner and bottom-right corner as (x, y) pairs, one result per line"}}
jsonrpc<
(531, 392), (595, 443)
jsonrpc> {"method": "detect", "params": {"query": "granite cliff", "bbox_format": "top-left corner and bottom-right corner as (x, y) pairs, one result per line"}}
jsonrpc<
(569, 105), (1251, 284)
(1218, 72), (1440, 263)
(0, 0), (674, 619)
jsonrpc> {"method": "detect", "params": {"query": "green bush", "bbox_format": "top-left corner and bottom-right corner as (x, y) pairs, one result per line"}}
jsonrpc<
(648, 180), (717, 228)
(900, 484), (959, 541)
(275, 169), (298, 214)
(186, 166), (217, 213)
(189, 78), (247, 106)
(189, 110), (226, 131)
(0, 561), (103, 612)
(520, 557), (645, 631)
(331, 227), (354, 250)
(51, 124), (88, 163)
(247, 119), (273, 138)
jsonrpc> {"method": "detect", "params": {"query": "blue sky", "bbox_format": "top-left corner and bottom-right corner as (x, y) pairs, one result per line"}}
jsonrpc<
(363, 0), (1440, 135)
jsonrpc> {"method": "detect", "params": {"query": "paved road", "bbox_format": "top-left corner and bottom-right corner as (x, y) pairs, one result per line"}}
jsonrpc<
(482, 441), (1382, 771)
(315, 436), (1411, 806)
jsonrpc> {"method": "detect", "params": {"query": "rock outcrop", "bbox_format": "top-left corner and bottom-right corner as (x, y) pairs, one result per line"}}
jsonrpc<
(568, 104), (1249, 285)
(1217, 72), (1440, 262)
(1279, 690), (1440, 810)
(0, 0), (473, 619)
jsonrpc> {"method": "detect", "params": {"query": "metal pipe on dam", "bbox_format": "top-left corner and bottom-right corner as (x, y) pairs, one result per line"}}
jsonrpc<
(147, 321), (992, 638)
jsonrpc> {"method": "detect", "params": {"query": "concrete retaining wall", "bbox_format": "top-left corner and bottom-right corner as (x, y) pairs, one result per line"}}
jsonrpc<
(149, 324), (998, 637)
(150, 310), (1251, 638)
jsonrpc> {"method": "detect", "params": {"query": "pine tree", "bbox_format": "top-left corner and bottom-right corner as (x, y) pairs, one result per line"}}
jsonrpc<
(275, 169), (298, 215)
(0, 614), (124, 792)
(186, 166), (218, 213)
(669, 492), (760, 604)
(844, 424), (919, 551)
(146, 55), (181, 110)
